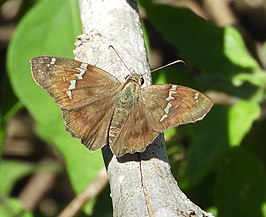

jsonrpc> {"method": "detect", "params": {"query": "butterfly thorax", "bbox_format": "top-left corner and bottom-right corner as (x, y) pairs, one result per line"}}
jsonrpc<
(108, 74), (142, 144)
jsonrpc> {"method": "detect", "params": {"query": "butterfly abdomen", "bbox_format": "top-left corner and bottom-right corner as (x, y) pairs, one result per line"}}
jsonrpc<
(108, 78), (141, 145)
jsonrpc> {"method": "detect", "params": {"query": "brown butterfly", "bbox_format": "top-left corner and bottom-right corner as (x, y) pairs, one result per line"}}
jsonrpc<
(30, 56), (213, 157)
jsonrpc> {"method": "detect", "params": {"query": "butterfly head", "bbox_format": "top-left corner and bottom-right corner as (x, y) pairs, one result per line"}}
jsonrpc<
(125, 74), (144, 86)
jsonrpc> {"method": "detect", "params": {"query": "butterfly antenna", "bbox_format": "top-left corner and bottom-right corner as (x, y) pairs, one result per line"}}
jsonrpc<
(108, 45), (132, 73)
(151, 60), (186, 73)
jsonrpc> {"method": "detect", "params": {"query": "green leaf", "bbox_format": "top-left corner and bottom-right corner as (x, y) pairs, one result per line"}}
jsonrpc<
(140, 1), (261, 98)
(141, 2), (259, 73)
(223, 27), (259, 69)
(232, 70), (266, 87)
(0, 0), (7, 7)
(185, 105), (230, 187)
(241, 117), (266, 165)
(0, 160), (35, 195)
(228, 101), (260, 146)
(214, 148), (266, 217)
(7, 0), (82, 125)
(0, 160), (61, 196)
(0, 198), (33, 217)
(36, 123), (104, 196)
(262, 202), (266, 217)
(7, 0), (103, 214)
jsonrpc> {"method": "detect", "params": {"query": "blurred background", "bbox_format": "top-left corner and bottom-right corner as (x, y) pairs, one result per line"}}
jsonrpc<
(1, 0), (266, 216)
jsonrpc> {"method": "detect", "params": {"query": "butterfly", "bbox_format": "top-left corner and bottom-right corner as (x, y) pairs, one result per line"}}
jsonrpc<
(30, 56), (213, 157)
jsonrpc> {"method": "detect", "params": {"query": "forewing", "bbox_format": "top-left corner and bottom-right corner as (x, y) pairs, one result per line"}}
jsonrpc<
(30, 56), (120, 150)
(111, 104), (158, 157)
(30, 56), (120, 109)
(142, 84), (213, 132)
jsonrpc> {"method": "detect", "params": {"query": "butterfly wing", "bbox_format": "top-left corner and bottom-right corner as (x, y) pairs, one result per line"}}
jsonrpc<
(31, 56), (120, 150)
(110, 103), (159, 157)
(142, 84), (213, 132)
(62, 100), (116, 151)
(110, 83), (212, 157)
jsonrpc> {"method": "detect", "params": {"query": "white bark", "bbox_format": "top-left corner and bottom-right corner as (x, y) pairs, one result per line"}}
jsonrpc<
(75, 1), (214, 216)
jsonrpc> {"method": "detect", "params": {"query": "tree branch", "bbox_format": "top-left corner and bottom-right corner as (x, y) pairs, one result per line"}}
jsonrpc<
(75, 0), (214, 216)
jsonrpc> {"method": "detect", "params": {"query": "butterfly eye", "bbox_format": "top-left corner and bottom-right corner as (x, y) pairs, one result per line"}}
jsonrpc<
(140, 76), (144, 85)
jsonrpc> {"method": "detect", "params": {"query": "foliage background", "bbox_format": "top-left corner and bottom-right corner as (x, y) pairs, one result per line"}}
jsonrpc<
(1, 0), (266, 216)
